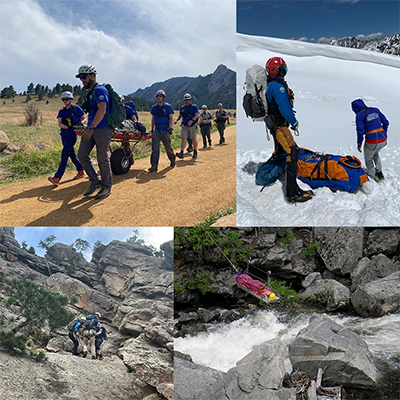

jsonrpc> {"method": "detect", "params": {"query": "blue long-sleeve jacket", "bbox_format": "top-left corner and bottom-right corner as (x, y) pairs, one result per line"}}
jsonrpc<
(351, 99), (389, 146)
(266, 78), (297, 126)
(73, 321), (83, 333)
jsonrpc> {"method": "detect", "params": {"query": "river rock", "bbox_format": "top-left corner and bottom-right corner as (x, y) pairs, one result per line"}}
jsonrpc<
(300, 279), (350, 311)
(289, 313), (383, 389)
(313, 227), (364, 275)
(351, 271), (400, 317)
(350, 254), (399, 292)
(0, 130), (9, 151)
(365, 228), (400, 257)
(174, 340), (296, 400)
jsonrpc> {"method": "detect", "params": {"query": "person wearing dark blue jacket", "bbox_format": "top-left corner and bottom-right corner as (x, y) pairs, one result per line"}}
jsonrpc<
(351, 98), (389, 181)
(68, 316), (85, 356)
(265, 57), (312, 203)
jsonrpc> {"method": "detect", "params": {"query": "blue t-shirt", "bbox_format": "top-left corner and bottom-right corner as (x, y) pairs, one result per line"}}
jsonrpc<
(88, 84), (110, 128)
(57, 105), (85, 137)
(151, 103), (174, 131)
(179, 104), (199, 126)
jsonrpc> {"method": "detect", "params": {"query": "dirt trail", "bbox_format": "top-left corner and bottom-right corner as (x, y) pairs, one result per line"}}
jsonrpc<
(0, 126), (236, 227)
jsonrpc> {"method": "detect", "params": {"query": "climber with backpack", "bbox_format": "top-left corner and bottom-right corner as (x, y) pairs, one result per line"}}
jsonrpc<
(48, 92), (86, 186)
(82, 312), (101, 359)
(68, 315), (85, 356)
(264, 57), (312, 203)
(76, 64), (124, 199)
(351, 98), (389, 182)
(94, 322), (107, 360)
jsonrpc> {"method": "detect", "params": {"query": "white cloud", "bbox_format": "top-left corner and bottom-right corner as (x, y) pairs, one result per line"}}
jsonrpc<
(0, 0), (236, 94)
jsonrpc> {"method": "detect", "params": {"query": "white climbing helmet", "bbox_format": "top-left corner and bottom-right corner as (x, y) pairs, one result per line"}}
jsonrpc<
(95, 312), (102, 318)
(75, 64), (97, 78)
(183, 93), (192, 100)
(155, 89), (166, 97)
(61, 91), (73, 99)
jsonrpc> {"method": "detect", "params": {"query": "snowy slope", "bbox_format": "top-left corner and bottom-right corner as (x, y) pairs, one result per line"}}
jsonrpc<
(237, 33), (400, 226)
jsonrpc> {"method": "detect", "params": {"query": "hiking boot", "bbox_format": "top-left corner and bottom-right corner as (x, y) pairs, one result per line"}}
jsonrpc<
(375, 171), (385, 181)
(203, 145), (207, 149)
(82, 351), (88, 358)
(187, 147), (194, 153)
(98, 355), (104, 360)
(287, 192), (313, 203)
(148, 167), (158, 172)
(192, 150), (198, 159)
(83, 182), (101, 196)
(48, 176), (60, 186)
(94, 187), (111, 199)
(208, 142), (212, 147)
(176, 151), (184, 159)
(170, 161), (175, 167)
(219, 139), (223, 144)
(73, 170), (85, 180)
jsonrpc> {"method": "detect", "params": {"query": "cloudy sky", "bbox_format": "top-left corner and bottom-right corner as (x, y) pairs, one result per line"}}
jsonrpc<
(14, 227), (173, 260)
(0, 0), (236, 95)
(237, 0), (399, 43)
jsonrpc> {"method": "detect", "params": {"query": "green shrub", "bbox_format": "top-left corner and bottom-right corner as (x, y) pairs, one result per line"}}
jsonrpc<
(280, 228), (296, 247)
(303, 242), (320, 258)
(0, 330), (28, 355)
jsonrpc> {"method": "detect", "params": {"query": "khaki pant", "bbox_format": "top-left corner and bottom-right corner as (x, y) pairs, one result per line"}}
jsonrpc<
(83, 330), (95, 357)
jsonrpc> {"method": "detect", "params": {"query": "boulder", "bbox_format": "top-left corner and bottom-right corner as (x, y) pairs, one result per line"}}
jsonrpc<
(364, 228), (400, 257)
(300, 279), (350, 311)
(174, 340), (296, 400)
(313, 227), (364, 275)
(351, 271), (400, 317)
(350, 254), (399, 291)
(117, 336), (173, 400)
(174, 357), (227, 400)
(289, 313), (383, 389)
(235, 338), (286, 392)
(0, 130), (10, 151)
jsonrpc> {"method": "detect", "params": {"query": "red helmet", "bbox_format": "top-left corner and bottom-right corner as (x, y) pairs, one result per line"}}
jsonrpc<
(266, 57), (288, 77)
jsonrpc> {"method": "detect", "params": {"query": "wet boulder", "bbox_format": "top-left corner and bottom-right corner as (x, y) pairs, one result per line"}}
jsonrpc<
(289, 313), (383, 389)
(300, 279), (350, 311)
(351, 271), (400, 317)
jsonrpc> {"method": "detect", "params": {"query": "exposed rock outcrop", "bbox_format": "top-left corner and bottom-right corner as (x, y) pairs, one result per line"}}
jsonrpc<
(289, 314), (383, 389)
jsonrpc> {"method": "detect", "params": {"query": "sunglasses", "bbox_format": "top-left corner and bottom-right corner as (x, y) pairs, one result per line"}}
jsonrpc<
(156, 94), (164, 98)
(62, 98), (71, 101)
(79, 74), (88, 80)
(184, 99), (191, 102)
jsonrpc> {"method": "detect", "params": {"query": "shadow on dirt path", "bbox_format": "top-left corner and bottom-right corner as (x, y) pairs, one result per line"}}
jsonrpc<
(0, 126), (236, 227)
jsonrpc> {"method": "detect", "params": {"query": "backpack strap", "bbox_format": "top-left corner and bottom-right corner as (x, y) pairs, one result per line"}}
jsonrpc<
(362, 106), (369, 125)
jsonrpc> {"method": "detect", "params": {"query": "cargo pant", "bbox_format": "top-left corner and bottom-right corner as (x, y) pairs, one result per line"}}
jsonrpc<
(363, 140), (387, 178)
(78, 125), (113, 189)
(151, 129), (176, 169)
(272, 124), (302, 199)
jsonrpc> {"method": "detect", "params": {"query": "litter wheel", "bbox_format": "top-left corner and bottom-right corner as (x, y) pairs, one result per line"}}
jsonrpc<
(110, 148), (132, 175)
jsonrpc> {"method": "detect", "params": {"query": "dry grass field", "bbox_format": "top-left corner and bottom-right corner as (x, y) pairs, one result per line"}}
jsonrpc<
(0, 94), (235, 183)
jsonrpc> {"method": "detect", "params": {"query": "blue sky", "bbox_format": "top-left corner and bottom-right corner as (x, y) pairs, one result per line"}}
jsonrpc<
(14, 227), (173, 260)
(237, 0), (400, 42)
(0, 0), (235, 94)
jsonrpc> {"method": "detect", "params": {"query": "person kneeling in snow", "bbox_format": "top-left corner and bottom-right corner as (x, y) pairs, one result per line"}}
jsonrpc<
(351, 98), (389, 182)
(265, 57), (313, 203)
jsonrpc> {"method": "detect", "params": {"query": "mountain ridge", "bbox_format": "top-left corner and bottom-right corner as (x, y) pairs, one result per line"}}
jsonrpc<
(128, 64), (236, 109)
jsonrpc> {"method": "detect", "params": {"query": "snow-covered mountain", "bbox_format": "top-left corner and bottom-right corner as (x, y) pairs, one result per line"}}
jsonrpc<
(236, 33), (400, 227)
(329, 33), (400, 56)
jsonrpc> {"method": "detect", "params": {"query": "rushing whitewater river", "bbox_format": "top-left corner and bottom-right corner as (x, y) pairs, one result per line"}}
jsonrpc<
(175, 308), (400, 399)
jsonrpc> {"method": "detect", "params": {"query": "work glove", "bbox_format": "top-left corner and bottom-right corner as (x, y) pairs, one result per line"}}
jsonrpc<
(166, 127), (173, 135)
(82, 125), (94, 141)
(357, 145), (362, 153)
